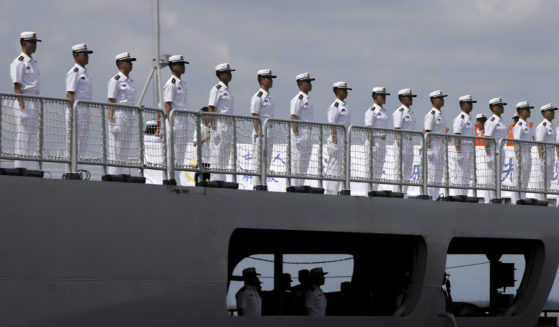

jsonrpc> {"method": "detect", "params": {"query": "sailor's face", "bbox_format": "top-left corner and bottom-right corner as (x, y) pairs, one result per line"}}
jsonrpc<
(374, 94), (386, 105)
(401, 96), (413, 107)
(543, 110), (555, 121)
(76, 52), (89, 66)
(461, 102), (473, 113)
(336, 89), (348, 101)
(23, 40), (37, 54)
(173, 63), (185, 75)
(432, 97), (444, 108)
(261, 76), (273, 89)
(220, 71), (232, 83)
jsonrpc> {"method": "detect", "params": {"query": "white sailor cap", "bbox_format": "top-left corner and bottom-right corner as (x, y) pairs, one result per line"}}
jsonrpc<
(215, 63), (235, 72)
(540, 103), (558, 112)
(20, 31), (41, 42)
(459, 95), (476, 103)
(296, 72), (315, 81)
(372, 87), (390, 95)
(115, 52), (136, 62)
(515, 101), (534, 110)
(72, 43), (93, 54)
(257, 69), (277, 78)
(489, 97), (507, 106)
(333, 81), (352, 90)
(398, 88), (417, 97)
(476, 113), (487, 120)
(169, 55), (189, 64)
(429, 90), (448, 98)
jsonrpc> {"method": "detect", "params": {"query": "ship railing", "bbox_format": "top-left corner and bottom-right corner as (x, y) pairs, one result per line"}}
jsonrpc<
(347, 126), (426, 194)
(168, 110), (262, 183)
(262, 119), (347, 189)
(0, 93), (72, 172)
(424, 133), (498, 198)
(496, 138), (559, 197)
(71, 100), (167, 177)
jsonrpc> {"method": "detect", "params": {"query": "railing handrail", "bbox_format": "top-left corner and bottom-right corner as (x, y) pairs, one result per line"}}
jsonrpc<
(0, 92), (74, 103)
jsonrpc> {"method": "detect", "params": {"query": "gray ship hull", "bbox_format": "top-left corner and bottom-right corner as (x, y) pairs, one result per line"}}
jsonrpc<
(0, 175), (557, 327)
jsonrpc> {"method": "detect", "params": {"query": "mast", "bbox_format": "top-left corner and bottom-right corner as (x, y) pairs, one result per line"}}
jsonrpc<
(155, 0), (163, 109)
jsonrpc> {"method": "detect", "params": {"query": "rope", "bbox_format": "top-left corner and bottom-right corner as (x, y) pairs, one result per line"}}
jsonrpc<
(446, 261), (489, 270)
(247, 256), (353, 265)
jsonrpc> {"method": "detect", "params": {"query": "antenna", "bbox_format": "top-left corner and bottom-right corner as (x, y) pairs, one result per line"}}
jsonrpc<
(137, 0), (168, 108)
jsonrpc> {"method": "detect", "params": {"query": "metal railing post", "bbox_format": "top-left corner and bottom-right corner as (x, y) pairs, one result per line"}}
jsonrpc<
(344, 126), (350, 192)
(543, 144), (548, 195)
(168, 111), (177, 181)
(232, 117), (238, 177)
(260, 119), (268, 187)
(517, 141), (522, 199)
(101, 104), (107, 175)
(318, 125), (323, 189)
(422, 133), (429, 196)
(138, 107), (145, 177)
(444, 136), (449, 197)
(368, 128), (374, 192)
(287, 121), (292, 187)
(398, 130), (403, 193)
(471, 138), (478, 198)
(37, 98), (44, 170)
(496, 139), (502, 199)
(161, 110), (167, 174)
(71, 101), (79, 173)
(196, 113), (204, 181)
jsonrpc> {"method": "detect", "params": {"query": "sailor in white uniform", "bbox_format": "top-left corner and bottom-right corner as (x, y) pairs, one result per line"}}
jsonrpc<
(512, 101), (534, 200)
(163, 55), (189, 183)
(534, 103), (557, 200)
(392, 88), (417, 194)
(10, 31), (41, 169)
(451, 95), (476, 196)
(365, 87), (390, 191)
(208, 63), (235, 182)
(250, 69), (276, 174)
(484, 97), (508, 201)
(66, 43), (93, 162)
(107, 52), (137, 175)
(235, 267), (262, 316)
(424, 90), (448, 199)
(290, 72), (315, 187)
(325, 81), (351, 194)
(305, 267), (327, 316)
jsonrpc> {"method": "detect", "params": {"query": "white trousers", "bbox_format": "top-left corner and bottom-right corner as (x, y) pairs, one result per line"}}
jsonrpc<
(166, 119), (189, 183)
(371, 137), (387, 191)
(393, 140), (414, 194)
(325, 141), (343, 194)
(427, 142), (444, 199)
(209, 122), (232, 182)
(533, 151), (555, 201)
(14, 100), (40, 169)
(290, 129), (312, 187)
(107, 115), (133, 175)
(450, 144), (473, 196)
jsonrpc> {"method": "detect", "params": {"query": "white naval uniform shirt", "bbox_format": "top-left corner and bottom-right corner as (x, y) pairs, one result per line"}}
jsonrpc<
(535, 119), (555, 143)
(107, 71), (136, 105)
(10, 52), (40, 95)
(305, 286), (327, 316)
(327, 99), (350, 129)
(365, 103), (389, 128)
(208, 81), (234, 114)
(485, 114), (507, 142)
(453, 112), (474, 136)
(513, 118), (533, 141)
(290, 91), (314, 122)
(393, 105), (415, 130)
(66, 64), (92, 101)
(424, 108), (445, 133)
(235, 285), (262, 316)
(250, 88), (274, 120)
(163, 75), (188, 109)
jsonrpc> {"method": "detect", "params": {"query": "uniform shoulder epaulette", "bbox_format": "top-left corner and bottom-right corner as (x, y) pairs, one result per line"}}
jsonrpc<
(543, 122), (547, 126)
(460, 114), (464, 119)
(18, 56), (24, 61)
(399, 107), (404, 112)
(298, 94), (304, 100)
(490, 117), (495, 121)
(114, 74), (120, 80)
(216, 84), (222, 89)
(431, 110), (436, 115)
(73, 67), (79, 72)
(171, 78), (176, 84)
(334, 102), (339, 108)
(370, 106), (375, 111)
(519, 122), (523, 126)
(257, 91), (263, 97)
